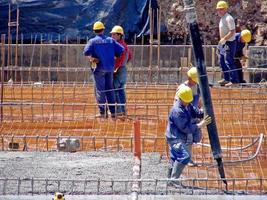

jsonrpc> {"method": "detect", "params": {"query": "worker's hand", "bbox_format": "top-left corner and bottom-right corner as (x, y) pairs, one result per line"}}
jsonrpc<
(241, 55), (249, 60)
(218, 38), (226, 45)
(90, 57), (99, 64)
(197, 115), (212, 128)
(114, 68), (119, 73)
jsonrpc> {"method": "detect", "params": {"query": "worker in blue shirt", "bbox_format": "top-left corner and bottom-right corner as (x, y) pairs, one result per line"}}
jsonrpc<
(166, 85), (211, 186)
(83, 21), (124, 119)
(234, 29), (252, 83)
(173, 67), (203, 167)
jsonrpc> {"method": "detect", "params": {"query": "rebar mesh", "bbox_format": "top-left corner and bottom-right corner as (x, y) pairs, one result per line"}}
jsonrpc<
(1, 42), (267, 196)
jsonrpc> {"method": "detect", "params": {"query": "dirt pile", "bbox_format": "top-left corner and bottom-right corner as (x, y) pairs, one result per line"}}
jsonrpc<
(160, 0), (267, 45)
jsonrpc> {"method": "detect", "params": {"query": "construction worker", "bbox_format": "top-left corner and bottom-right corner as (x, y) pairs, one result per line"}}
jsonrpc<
(110, 25), (132, 116)
(174, 67), (201, 108)
(166, 85), (211, 186)
(216, 1), (239, 87)
(83, 21), (124, 119)
(174, 67), (203, 167)
(234, 29), (252, 83)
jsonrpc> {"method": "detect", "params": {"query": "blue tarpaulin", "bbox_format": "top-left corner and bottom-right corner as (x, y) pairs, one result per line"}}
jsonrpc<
(0, 0), (165, 43)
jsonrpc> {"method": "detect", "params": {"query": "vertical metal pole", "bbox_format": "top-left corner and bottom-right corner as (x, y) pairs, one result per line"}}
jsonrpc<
(148, 0), (153, 82)
(15, 7), (19, 67)
(134, 120), (141, 159)
(157, 5), (161, 83)
(1, 34), (5, 122)
(132, 120), (141, 200)
(20, 34), (24, 83)
(7, 4), (11, 67)
(66, 36), (69, 83)
(39, 34), (43, 82)
(182, 0), (227, 188)
(15, 7), (19, 82)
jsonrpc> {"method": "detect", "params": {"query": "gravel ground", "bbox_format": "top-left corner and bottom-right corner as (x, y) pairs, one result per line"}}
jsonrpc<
(0, 151), (166, 179)
(0, 195), (266, 200)
(0, 151), (167, 195)
(0, 151), (265, 198)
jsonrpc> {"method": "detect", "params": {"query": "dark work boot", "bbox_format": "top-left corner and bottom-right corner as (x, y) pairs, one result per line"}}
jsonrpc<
(169, 161), (186, 187)
(167, 166), (172, 179)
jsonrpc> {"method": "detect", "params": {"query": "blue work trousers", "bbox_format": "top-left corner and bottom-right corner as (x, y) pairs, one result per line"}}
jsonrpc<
(92, 70), (115, 115)
(168, 140), (191, 165)
(113, 66), (127, 114)
(219, 41), (239, 83)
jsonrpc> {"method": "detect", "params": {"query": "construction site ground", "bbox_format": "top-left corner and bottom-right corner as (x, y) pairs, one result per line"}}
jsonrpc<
(0, 152), (266, 199)
(0, 195), (266, 200)
(0, 83), (266, 198)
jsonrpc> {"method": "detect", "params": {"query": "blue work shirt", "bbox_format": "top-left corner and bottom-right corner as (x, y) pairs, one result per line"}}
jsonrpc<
(83, 34), (124, 72)
(166, 100), (203, 144)
(235, 33), (245, 58)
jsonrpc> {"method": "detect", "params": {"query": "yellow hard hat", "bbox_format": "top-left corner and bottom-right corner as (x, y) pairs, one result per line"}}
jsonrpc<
(187, 67), (199, 83)
(93, 21), (105, 31)
(241, 29), (252, 43)
(110, 25), (124, 35)
(216, 1), (228, 9)
(176, 85), (193, 103)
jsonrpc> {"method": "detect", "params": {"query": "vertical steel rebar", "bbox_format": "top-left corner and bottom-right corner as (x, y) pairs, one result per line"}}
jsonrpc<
(7, 4), (11, 68)
(15, 7), (19, 67)
(1, 34), (5, 122)
(157, 6), (161, 83)
(17, 177), (21, 195)
(20, 34), (23, 83)
(31, 178), (34, 195)
(148, 1), (153, 83)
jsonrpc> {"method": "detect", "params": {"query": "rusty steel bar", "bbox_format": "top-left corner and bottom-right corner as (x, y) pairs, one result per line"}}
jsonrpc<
(0, 177), (265, 195)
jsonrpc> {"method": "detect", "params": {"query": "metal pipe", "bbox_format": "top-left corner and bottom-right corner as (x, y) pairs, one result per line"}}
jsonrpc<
(1, 34), (5, 122)
(148, 1), (153, 83)
(157, 5), (161, 83)
(7, 4), (11, 67)
(15, 7), (19, 68)
(182, 0), (227, 187)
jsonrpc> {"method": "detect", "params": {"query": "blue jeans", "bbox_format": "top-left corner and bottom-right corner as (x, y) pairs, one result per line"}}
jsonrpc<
(92, 69), (115, 115)
(113, 66), (127, 114)
(219, 41), (239, 83)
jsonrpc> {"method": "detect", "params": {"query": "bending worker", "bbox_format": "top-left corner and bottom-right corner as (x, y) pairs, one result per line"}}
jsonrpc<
(173, 67), (203, 167)
(83, 21), (124, 119)
(166, 85), (211, 185)
(216, 1), (239, 87)
(110, 25), (132, 116)
(234, 29), (252, 83)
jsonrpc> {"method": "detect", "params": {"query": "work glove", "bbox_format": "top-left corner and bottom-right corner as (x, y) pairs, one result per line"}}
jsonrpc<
(197, 115), (212, 129)
(218, 38), (226, 45)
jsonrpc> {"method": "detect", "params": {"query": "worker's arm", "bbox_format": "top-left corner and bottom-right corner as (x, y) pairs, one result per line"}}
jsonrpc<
(219, 29), (235, 45)
(219, 14), (236, 45)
